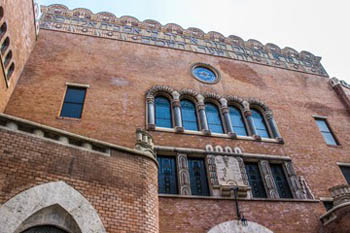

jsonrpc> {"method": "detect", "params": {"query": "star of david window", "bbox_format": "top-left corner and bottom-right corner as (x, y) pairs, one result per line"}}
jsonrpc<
(191, 64), (220, 84)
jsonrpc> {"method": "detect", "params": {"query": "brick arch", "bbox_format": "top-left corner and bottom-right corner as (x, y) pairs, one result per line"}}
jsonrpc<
(0, 181), (106, 233)
(208, 220), (273, 233)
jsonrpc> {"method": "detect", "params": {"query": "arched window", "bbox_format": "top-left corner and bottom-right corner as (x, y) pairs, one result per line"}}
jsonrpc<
(229, 106), (247, 136)
(1, 36), (9, 55)
(155, 96), (172, 128)
(251, 109), (270, 138)
(0, 22), (7, 40)
(205, 103), (223, 134)
(180, 99), (198, 131)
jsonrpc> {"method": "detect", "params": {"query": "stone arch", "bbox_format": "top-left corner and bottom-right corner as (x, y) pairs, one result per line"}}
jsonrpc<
(0, 181), (106, 233)
(146, 85), (174, 100)
(208, 220), (273, 233)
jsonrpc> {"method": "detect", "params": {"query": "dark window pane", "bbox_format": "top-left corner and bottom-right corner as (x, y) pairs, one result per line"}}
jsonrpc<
(23, 225), (68, 233)
(229, 106), (247, 136)
(270, 164), (293, 199)
(245, 163), (267, 198)
(181, 99), (198, 131)
(155, 96), (172, 128)
(60, 103), (83, 118)
(64, 87), (86, 104)
(60, 87), (86, 119)
(340, 166), (350, 184)
(322, 201), (334, 211)
(188, 158), (209, 196)
(205, 103), (223, 133)
(251, 109), (270, 138)
(157, 156), (178, 194)
(315, 119), (338, 145)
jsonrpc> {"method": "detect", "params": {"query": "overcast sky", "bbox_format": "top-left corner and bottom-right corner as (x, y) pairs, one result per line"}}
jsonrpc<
(39, 0), (350, 83)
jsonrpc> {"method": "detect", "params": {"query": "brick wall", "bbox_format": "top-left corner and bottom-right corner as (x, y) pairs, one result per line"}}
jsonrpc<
(0, 0), (36, 112)
(0, 127), (159, 233)
(159, 196), (325, 233)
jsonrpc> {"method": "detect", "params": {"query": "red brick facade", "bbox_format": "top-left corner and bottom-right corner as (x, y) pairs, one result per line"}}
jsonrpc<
(0, 2), (350, 233)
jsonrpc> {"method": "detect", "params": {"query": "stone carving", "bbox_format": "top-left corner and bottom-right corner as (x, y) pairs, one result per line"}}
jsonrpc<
(41, 4), (328, 77)
(203, 92), (222, 101)
(259, 160), (279, 199)
(247, 98), (271, 112)
(298, 176), (315, 200)
(177, 153), (191, 195)
(179, 88), (199, 98)
(135, 128), (155, 157)
(330, 77), (350, 89)
(236, 157), (249, 186)
(146, 85), (174, 99)
(215, 155), (244, 186)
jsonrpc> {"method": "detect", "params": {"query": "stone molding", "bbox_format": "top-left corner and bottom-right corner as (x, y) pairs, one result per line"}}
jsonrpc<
(177, 153), (192, 195)
(0, 113), (157, 165)
(40, 4), (328, 77)
(0, 181), (106, 233)
(207, 220), (273, 233)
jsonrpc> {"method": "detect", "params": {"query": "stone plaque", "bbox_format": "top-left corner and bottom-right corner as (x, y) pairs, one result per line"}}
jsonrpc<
(215, 155), (244, 186)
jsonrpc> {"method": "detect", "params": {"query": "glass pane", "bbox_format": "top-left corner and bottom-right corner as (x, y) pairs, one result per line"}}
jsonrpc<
(251, 109), (270, 138)
(60, 103), (83, 118)
(181, 100), (198, 131)
(205, 103), (223, 133)
(157, 156), (178, 194)
(229, 106), (247, 136)
(322, 132), (337, 145)
(316, 119), (330, 132)
(188, 158), (209, 196)
(340, 166), (350, 184)
(155, 97), (172, 128)
(245, 163), (267, 198)
(64, 87), (86, 104)
(270, 164), (293, 199)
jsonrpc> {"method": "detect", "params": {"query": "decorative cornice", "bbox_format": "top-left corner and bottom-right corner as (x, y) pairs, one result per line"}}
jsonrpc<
(40, 4), (328, 77)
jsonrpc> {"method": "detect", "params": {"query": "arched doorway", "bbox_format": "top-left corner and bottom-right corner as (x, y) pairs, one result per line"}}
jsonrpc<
(22, 226), (68, 233)
(208, 220), (273, 233)
(0, 181), (106, 233)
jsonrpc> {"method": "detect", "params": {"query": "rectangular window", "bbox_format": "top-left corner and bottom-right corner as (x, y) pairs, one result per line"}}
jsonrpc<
(188, 157), (209, 196)
(245, 162), (267, 198)
(315, 118), (338, 145)
(157, 156), (178, 194)
(339, 166), (350, 184)
(270, 164), (293, 199)
(60, 86), (86, 119)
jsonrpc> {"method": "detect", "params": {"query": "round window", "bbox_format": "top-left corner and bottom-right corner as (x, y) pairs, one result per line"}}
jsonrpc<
(191, 64), (220, 84)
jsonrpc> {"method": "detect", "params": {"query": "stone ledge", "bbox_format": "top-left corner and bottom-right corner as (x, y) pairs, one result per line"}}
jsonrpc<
(0, 113), (157, 165)
(159, 194), (319, 202)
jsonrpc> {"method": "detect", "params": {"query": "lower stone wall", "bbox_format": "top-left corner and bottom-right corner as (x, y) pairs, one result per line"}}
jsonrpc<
(159, 196), (325, 233)
(0, 127), (159, 233)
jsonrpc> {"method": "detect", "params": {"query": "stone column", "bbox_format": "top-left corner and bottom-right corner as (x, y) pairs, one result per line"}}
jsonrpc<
(171, 91), (183, 132)
(259, 160), (279, 199)
(146, 96), (155, 130)
(283, 161), (303, 199)
(176, 153), (191, 195)
(220, 97), (236, 138)
(196, 94), (210, 135)
(265, 110), (283, 142)
(242, 101), (260, 140)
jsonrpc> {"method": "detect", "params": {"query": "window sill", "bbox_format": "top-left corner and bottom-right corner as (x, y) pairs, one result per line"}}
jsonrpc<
(56, 116), (82, 121)
(158, 194), (318, 202)
(152, 127), (282, 144)
(327, 144), (342, 149)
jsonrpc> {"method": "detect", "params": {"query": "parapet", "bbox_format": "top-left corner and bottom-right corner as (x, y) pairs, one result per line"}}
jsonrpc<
(40, 4), (328, 77)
